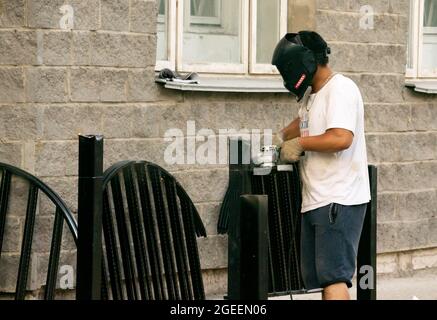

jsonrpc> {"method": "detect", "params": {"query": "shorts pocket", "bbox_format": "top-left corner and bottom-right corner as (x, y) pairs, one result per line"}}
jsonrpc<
(328, 203), (339, 225)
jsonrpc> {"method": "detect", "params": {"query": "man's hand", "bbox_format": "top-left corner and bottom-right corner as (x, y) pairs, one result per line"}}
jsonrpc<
(272, 132), (284, 147)
(280, 138), (303, 163)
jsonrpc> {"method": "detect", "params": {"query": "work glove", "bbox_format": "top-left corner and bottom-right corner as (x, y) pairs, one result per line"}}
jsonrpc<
(272, 132), (284, 147)
(280, 138), (303, 163)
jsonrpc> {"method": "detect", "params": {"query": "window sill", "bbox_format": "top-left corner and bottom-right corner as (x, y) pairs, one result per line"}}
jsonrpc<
(405, 79), (437, 94)
(155, 76), (288, 93)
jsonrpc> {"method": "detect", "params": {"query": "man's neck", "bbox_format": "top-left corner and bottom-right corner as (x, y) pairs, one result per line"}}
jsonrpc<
(311, 65), (333, 94)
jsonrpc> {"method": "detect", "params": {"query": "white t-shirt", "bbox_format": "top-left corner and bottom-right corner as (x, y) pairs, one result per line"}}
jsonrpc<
(299, 74), (371, 213)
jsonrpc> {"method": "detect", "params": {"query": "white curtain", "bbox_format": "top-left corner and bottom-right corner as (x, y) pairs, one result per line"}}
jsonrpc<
(424, 0), (437, 27)
(191, 0), (217, 17)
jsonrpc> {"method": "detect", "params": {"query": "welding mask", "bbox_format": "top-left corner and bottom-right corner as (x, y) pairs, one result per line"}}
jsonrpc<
(272, 32), (330, 102)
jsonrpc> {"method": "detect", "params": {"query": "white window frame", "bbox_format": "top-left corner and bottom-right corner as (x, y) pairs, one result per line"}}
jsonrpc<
(155, 0), (287, 75)
(407, 0), (437, 79)
(156, 0), (177, 71)
(249, 0), (288, 74)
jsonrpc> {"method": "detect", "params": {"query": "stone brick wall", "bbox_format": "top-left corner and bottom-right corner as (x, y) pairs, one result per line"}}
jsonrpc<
(0, 0), (436, 298)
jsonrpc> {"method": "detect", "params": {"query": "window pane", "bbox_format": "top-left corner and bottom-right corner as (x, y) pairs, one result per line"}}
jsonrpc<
(407, 0), (414, 69)
(183, 0), (242, 64)
(191, 0), (219, 18)
(422, 0), (437, 74)
(256, 0), (281, 64)
(157, 0), (168, 61)
(424, 0), (437, 26)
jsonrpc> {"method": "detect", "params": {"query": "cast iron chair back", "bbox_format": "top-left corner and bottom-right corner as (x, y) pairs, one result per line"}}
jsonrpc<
(0, 162), (78, 300)
(101, 161), (206, 300)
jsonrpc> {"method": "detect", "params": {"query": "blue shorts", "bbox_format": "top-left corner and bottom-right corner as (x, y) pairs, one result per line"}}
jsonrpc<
(300, 203), (367, 290)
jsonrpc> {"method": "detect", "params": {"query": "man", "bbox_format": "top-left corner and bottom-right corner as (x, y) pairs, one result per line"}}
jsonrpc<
(271, 31), (371, 300)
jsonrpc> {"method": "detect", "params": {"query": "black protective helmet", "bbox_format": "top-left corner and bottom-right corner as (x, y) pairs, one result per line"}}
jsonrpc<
(272, 31), (331, 101)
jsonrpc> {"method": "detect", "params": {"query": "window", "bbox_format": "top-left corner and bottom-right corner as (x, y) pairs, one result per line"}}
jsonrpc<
(407, 0), (437, 78)
(156, 0), (288, 75)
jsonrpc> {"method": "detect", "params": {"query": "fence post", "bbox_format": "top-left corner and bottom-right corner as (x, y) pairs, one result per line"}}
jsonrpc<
(357, 165), (377, 300)
(76, 135), (104, 300)
(239, 195), (269, 300)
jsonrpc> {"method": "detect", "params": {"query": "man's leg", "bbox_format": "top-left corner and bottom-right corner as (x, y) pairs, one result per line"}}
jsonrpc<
(300, 210), (321, 292)
(322, 283), (350, 300)
(314, 203), (367, 300)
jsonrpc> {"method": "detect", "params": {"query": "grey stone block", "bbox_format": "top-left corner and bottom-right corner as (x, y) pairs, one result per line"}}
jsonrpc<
(366, 133), (437, 163)
(0, 142), (22, 167)
(197, 235), (227, 269)
(6, 176), (30, 217)
(172, 169), (228, 203)
(329, 42), (406, 74)
(398, 190), (437, 222)
(0, 254), (20, 292)
(103, 138), (165, 168)
(316, 11), (408, 45)
(70, 67), (100, 102)
(25, 67), (67, 103)
(61, 223), (77, 251)
(197, 202), (221, 236)
(100, 69), (128, 102)
(127, 69), (162, 102)
(0, 105), (42, 140)
(0, 31), (37, 65)
(101, 0), (129, 31)
(427, 218), (437, 247)
(377, 192), (398, 223)
(40, 105), (78, 140)
(89, 32), (123, 67)
(412, 103), (437, 131)
(27, 0), (99, 30)
(32, 215), (55, 253)
(395, 221), (430, 252)
(41, 104), (103, 140)
(130, 0), (157, 34)
(72, 31), (91, 65)
(122, 34), (156, 68)
(34, 141), (77, 177)
(101, 105), (136, 138)
(317, 0), (409, 15)
(348, 73), (405, 103)
(0, 0), (25, 27)
(378, 162), (437, 192)
(365, 104), (412, 132)
(71, 67), (129, 102)
(2, 216), (23, 253)
(42, 177), (78, 213)
(90, 33), (155, 67)
(41, 31), (73, 66)
(0, 67), (24, 102)
(130, 104), (163, 138)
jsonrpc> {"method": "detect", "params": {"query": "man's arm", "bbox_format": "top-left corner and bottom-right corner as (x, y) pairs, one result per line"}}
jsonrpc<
(299, 128), (353, 153)
(280, 118), (301, 141)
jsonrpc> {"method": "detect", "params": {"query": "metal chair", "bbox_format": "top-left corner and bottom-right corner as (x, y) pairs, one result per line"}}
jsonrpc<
(100, 161), (206, 300)
(0, 162), (78, 300)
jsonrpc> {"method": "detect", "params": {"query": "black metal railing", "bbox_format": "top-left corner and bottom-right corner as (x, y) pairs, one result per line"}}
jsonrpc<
(0, 162), (77, 300)
(219, 138), (377, 300)
(74, 135), (206, 300)
(100, 160), (206, 300)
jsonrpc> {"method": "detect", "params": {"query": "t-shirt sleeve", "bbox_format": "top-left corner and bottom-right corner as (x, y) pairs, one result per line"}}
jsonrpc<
(325, 80), (359, 135)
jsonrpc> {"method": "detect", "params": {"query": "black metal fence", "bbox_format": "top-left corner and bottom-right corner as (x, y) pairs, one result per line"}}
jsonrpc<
(219, 138), (377, 300)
